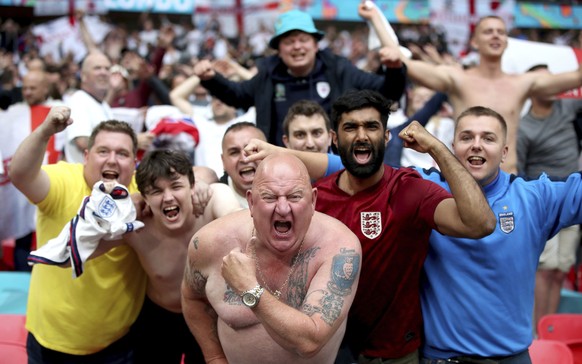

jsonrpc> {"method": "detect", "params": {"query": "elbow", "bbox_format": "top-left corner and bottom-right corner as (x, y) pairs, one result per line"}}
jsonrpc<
(482, 213), (497, 236)
(293, 325), (327, 359)
(469, 212), (497, 238)
(295, 340), (324, 359)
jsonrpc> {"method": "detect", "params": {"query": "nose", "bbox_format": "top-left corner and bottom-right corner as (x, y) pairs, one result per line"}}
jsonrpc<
(305, 135), (316, 150)
(162, 188), (174, 202)
(470, 138), (483, 151)
(275, 196), (291, 216)
(105, 151), (117, 164)
(355, 126), (369, 141)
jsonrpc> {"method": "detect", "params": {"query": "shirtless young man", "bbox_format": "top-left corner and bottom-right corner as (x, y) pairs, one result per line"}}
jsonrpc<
(99, 149), (242, 363)
(181, 153), (362, 364)
(360, 3), (582, 173)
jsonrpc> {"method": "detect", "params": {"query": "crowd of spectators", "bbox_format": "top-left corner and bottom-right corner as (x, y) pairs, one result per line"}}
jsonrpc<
(2, 11), (582, 111)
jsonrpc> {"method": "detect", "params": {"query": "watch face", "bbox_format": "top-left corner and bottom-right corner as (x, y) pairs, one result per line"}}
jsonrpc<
(242, 292), (257, 308)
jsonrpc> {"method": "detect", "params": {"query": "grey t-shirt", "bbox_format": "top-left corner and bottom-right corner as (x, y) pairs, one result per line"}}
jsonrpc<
(518, 98), (582, 178)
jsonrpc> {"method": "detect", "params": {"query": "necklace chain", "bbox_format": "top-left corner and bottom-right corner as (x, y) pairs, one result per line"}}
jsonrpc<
(251, 228), (304, 300)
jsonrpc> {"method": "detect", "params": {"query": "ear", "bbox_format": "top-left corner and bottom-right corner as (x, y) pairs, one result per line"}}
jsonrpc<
(331, 130), (338, 149)
(469, 36), (478, 51)
(246, 189), (254, 216)
(385, 128), (391, 146)
(311, 187), (317, 213)
(282, 135), (290, 148)
(500, 145), (509, 163)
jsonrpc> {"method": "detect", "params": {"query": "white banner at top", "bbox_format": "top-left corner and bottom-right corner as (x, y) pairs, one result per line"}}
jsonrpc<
(104, 0), (195, 13)
(34, 0), (108, 15)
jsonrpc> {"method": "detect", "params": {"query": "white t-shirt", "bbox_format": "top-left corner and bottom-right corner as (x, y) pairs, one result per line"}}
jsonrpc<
(64, 90), (113, 163)
(194, 107), (256, 177)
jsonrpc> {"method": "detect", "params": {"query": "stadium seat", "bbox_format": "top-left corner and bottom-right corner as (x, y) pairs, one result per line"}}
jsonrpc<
(0, 314), (27, 345)
(0, 314), (27, 363)
(0, 342), (27, 364)
(529, 339), (573, 364)
(538, 314), (582, 364)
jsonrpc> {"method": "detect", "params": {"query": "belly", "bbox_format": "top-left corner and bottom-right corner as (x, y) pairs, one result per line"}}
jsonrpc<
(217, 318), (345, 364)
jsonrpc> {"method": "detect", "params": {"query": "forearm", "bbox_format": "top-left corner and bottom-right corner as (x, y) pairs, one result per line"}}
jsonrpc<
(201, 73), (254, 109)
(369, 12), (399, 49)
(9, 127), (51, 195)
(79, 19), (99, 53)
(430, 143), (495, 237)
(169, 75), (199, 114)
(181, 296), (227, 363)
(253, 293), (328, 357)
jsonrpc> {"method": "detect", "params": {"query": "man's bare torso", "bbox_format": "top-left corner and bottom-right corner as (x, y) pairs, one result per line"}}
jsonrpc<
(201, 211), (349, 364)
(126, 209), (216, 313)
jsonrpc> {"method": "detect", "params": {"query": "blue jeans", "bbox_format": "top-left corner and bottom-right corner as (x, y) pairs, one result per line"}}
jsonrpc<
(359, 350), (419, 364)
(421, 349), (531, 364)
(27, 332), (134, 364)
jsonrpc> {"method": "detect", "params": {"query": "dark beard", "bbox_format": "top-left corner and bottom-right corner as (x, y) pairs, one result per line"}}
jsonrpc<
(338, 139), (385, 179)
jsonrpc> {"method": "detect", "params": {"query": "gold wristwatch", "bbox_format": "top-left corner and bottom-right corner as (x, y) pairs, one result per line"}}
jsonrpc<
(241, 284), (264, 308)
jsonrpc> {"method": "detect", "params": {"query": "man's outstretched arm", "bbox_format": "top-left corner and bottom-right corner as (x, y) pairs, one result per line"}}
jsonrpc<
(9, 106), (72, 203)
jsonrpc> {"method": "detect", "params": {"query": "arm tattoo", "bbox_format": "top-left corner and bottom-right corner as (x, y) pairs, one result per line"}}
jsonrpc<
(224, 284), (243, 305)
(302, 248), (360, 326)
(328, 248), (359, 296)
(286, 247), (319, 308)
(184, 260), (208, 296)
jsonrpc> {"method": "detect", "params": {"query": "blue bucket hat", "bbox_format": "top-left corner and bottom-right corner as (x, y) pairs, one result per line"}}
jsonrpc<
(269, 9), (325, 49)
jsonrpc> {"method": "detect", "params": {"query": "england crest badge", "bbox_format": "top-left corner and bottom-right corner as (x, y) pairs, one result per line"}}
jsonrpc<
(98, 196), (117, 218)
(499, 211), (514, 234)
(316, 81), (330, 99)
(361, 212), (381, 239)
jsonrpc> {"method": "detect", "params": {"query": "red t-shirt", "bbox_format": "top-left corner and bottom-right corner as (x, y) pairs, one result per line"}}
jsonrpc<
(315, 166), (451, 358)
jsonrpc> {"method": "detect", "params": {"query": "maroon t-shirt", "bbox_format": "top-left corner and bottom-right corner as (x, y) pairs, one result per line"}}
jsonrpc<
(315, 166), (451, 358)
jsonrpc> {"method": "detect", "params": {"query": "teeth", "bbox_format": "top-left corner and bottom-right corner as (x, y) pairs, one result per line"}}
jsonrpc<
(163, 206), (178, 212)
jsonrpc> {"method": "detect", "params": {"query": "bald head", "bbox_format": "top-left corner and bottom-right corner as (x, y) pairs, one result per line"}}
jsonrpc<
(22, 70), (49, 106)
(248, 152), (317, 246)
(253, 153), (311, 191)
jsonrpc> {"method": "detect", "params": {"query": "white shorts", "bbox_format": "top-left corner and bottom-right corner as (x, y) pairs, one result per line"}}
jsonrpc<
(538, 225), (580, 272)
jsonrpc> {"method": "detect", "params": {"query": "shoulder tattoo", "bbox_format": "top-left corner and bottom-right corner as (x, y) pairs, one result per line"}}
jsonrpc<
(302, 248), (360, 326)
(184, 260), (208, 296)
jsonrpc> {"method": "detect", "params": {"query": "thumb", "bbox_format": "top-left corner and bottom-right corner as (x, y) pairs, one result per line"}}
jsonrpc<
(245, 234), (257, 256)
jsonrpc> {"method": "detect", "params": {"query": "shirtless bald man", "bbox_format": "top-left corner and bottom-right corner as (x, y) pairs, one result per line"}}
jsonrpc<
(181, 153), (361, 364)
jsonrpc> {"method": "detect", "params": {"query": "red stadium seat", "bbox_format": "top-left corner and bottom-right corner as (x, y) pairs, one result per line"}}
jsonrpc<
(0, 314), (27, 345)
(0, 342), (27, 364)
(538, 314), (582, 364)
(529, 339), (574, 364)
(0, 314), (27, 363)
